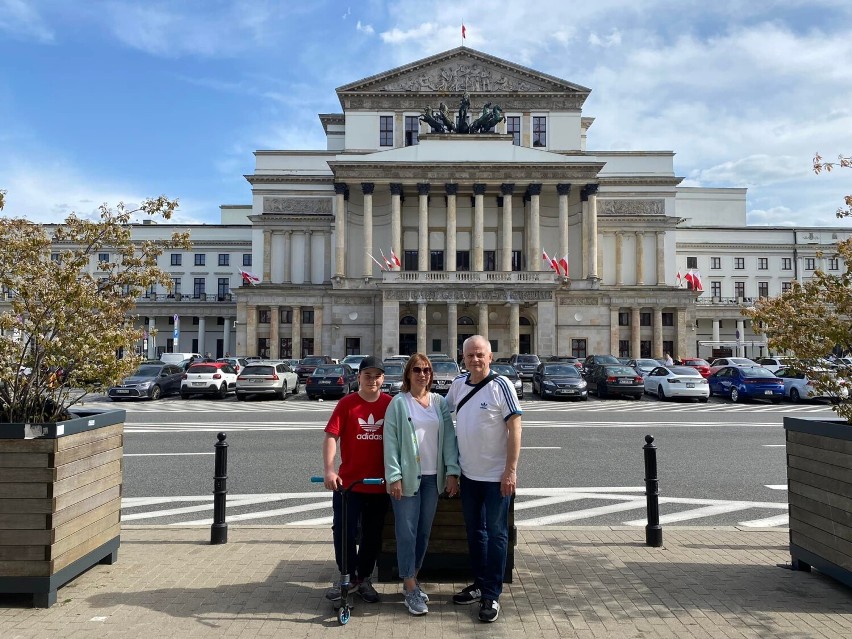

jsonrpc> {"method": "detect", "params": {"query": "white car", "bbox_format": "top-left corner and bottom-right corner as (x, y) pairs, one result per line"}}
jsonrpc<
(757, 357), (796, 373)
(774, 367), (850, 403)
(341, 354), (370, 370)
(180, 362), (238, 399)
(644, 365), (709, 402)
(235, 361), (300, 400)
(709, 357), (759, 374)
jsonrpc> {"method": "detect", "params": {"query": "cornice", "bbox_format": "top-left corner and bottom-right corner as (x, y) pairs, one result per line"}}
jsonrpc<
(245, 175), (335, 185)
(327, 161), (605, 182)
(598, 176), (683, 187)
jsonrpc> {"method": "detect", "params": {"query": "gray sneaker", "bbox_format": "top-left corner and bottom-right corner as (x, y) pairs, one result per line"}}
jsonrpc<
(415, 583), (429, 603)
(356, 578), (380, 603)
(404, 588), (428, 615)
(325, 581), (356, 602)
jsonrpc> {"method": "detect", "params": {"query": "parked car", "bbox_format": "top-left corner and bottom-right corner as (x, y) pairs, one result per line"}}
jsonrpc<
(490, 363), (524, 400)
(431, 360), (462, 395)
(679, 357), (712, 378)
(643, 366), (709, 402)
(384, 354), (411, 363)
(582, 354), (621, 380)
(708, 357), (759, 375)
(508, 354), (541, 380)
(546, 355), (584, 370)
(531, 363), (587, 400)
(341, 354), (370, 369)
(708, 365), (784, 403)
(161, 352), (202, 366)
(757, 357), (797, 373)
(306, 364), (358, 399)
(774, 367), (850, 403)
(296, 355), (333, 382)
(426, 353), (454, 361)
(628, 358), (662, 378)
(235, 361), (300, 400)
(380, 361), (406, 396)
(180, 362), (238, 399)
(217, 356), (249, 375)
(108, 362), (184, 401)
(586, 364), (644, 400)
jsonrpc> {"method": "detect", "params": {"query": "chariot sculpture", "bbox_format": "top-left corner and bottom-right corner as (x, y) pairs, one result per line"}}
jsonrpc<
(419, 93), (505, 134)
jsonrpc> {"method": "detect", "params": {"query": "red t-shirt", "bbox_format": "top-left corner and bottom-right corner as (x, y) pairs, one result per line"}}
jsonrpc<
(325, 392), (391, 494)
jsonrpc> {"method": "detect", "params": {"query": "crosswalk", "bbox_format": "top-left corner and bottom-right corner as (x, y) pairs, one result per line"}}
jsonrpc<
(121, 487), (789, 528)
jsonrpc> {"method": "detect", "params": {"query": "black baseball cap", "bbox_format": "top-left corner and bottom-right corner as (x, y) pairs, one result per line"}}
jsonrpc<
(359, 356), (385, 373)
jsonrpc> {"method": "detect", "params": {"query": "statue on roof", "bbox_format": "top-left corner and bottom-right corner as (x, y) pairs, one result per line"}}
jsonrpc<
(420, 93), (503, 135)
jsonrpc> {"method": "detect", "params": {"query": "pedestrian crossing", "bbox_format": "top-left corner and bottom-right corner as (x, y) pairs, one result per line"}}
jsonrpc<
(121, 487), (789, 528)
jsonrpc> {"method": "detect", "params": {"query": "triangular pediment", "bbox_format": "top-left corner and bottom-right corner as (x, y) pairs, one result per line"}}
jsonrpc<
(337, 47), (590, 97)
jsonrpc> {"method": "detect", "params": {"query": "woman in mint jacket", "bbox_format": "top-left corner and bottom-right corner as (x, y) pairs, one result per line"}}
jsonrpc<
(384, 353), (460, 616)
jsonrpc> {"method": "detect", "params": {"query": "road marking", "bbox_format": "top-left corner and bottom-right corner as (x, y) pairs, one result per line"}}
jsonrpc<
(521, 446), (562, 450)
(178, 501), (331, 526)
(763, 444), (785, 447)
(740, 513), (789, 527)
(517, 499), (647, 526)
(765, 485), (787, 490)
(624, 502), (753, 526)
(124, 452), (215, 456)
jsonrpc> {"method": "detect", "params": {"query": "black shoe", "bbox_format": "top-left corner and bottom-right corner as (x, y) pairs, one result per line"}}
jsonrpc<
(479, 598), (500, 622)
(452, 584), (481, 605)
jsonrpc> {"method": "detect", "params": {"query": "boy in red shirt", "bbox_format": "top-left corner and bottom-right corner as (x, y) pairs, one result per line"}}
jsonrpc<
(322, 356), (391, 603)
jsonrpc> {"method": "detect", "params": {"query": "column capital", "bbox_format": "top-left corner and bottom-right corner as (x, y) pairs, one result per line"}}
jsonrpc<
(306, 229), (313, 236)
(361, 182), (375, 195)
(417, 182), (431, 196)
(557, 183), (572, 196)
(527, 183), (542, 196)
(389, 182), (403, 196)
(581, 183), (599, 201)
(445, 183), (458, 195)
(500, 183), (516, 195)
(333, 182), (347, 195)
(473, 183), (487, 195)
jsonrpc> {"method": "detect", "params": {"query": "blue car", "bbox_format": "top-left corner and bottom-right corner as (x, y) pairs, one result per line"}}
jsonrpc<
(708, 366), (784, 403)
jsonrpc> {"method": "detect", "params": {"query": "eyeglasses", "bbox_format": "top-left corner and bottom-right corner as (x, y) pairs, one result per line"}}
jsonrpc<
(411, 366), (432, 375)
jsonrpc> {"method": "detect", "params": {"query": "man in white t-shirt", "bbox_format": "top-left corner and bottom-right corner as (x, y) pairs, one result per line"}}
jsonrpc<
(445, 335), (522, 623)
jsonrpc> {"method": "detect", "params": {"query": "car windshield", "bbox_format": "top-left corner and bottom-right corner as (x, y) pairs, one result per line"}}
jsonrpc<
(188, 365), (218, 374)
(670, 366), (701, 376)
(383, 364), (404, 376)
(302, 357), (326, 365)
(636, 359), (659, 367)
(741, 367), (778, 378)
(243, 366), (274, 376)
(544, 365), (579, 377)
(314, 367), (343, 376)
(490, 364), (516, 376)
(432, 362), (460, 374)
(605, 366), (638, 376)
(517, 355), (539, 363)
(595, 355), (621, 364)
(683, 359), (709, 366)
(730, 358), (757, 366)
(133, 366), (163, 377)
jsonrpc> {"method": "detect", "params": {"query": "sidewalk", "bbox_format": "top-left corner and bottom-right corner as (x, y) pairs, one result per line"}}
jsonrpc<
(2, 526), (851, 638)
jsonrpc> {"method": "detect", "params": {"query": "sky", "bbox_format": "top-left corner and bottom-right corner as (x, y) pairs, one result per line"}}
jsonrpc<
(1, 0), (851, 227)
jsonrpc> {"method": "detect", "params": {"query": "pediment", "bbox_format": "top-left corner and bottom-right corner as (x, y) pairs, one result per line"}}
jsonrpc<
(337, 47), (590, 98)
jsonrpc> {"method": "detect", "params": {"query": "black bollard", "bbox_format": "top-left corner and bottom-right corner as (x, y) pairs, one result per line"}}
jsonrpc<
(211, 432), (228, 545)
(643, 434), (663, 547)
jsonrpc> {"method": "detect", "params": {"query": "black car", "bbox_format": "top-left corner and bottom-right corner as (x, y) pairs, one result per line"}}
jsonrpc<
(108, 362), (184, 401)
(296, 355), (334, 383)
(306, 364), (358, 400)
(531, 363), (588, 400)
(508, 354), (541, 380)
(586, 364), (644, 400)
(582, 354), (621, 381)
(490, 363), (524, 400)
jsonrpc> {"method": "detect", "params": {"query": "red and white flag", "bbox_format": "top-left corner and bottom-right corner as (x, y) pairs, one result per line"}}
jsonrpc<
(683, 271), (695, 290)
(542, 249), (559, 273)
(559, 254), (569, 277)
(462, 23), (466, 39)
(692, 270), (704, 292)
(379, 248), (394, 270)
(367, 253), (386, 272)
(390, 248), (402, 268)
(238, 269), (260, 286)
(676, 271), (682, 287)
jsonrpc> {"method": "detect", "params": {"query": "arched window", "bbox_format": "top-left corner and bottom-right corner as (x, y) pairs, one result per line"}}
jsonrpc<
(458, 316), (475, 325)
(519, 317), (531, 326)
(400, 315), (417, 326)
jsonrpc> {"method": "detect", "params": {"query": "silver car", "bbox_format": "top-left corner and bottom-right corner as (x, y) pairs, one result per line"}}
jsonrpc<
(380, 362), (405, 396)
(235, 362), (300, 400)
(431, 360), (461, 395)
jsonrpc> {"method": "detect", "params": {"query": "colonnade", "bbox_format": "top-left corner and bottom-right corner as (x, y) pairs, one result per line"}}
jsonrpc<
(606, 231), (667, 286)
(261, 229), (333, 284)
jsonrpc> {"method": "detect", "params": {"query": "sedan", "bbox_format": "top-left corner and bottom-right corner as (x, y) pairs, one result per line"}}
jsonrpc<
(235, 362), (300, 400)
(531, 363), (587, 400)
(643, 366), (709, 402)
(708, 357), (759, 375)
(491, 363), (524, 400)
(380, 362), (405, 396)
(586, 365), (644, 400)
(628, 358), (662, 378)
(108, 362), (184, 401)
(679, 357), (711, 378)
(306, 364), (357, 400)
(180, 362), (238, 399)
(708, 365), (784, 403)
(774, 367), (850, 403)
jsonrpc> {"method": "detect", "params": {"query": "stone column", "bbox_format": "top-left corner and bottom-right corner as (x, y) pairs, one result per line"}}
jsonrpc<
(334, 182), (347, 277)
(292, 305), (302, 359)
(447, 303), (458, 361)
(283, 231), (292, 283)
(500, 183), (515, 271)
(445, 184), (458, 271)
(610, 307), (620, 355)
(478, 303), (489, 341)
(416, 303), (427, 353)
(537, 300), (556, 356)
(635, 231), (645, 285)
(270, 305), (280, 359)
(655, 231), (665, 285)
(581, 199), (589, 279)
(473, 183), (486, 271)
(247, 304), (258, 357)
(236, 300), (247, 356)
(323, 231), (332, 283)
(390, 183), (403, 269)
(198, 316), (207, 355)
(382, 299), (400, 359)
(712, 319), (720, 343)
(314, 305), (323, 354)
(262, 230), (272, 281)
(677, 308), (688, 359)
(147, 317), (156, 359)
(417, 183), (430, 271)
(631, 306), (641, 358)
(304, 230), (313, 284)
(361, 182), (374, 278)
(585, 184), (599, 278)
(615, 232), (624, 285)
(737, 319), (745, 357)
(528, 184), (542, 271)
(509, 303), (520, 355)
(223, 317), (232, 357)
(557, 183), (571, 277)
(653, 308), (663, 359)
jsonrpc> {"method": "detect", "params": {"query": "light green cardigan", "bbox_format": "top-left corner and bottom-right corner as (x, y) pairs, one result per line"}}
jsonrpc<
(383, 392), (460, 497)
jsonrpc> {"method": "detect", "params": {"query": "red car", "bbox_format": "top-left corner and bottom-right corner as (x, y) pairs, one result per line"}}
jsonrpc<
(680, 357), (711, 378)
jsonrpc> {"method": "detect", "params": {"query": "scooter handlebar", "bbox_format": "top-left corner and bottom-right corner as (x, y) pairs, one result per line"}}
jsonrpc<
(309, 476), (384, 486)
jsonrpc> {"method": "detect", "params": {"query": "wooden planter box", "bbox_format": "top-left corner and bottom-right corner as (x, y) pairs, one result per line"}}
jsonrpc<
(0, 408), (125, 607)
(785, 416), (852, 589)
(378, 495), (515, 583)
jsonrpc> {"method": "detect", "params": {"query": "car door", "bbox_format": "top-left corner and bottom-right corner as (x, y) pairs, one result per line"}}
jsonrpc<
(164, 365), (182, 395)
(645, 367), (665, 394)
(713, 367), (731, 395)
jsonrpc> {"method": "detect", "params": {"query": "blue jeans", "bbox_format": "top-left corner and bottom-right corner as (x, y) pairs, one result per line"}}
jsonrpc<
(331, 491), (389, 582)
(391, 474), (439, 580)
(460, 474), (511, 601)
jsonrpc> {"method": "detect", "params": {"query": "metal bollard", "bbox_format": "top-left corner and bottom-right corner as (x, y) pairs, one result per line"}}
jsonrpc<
(211, 432), (228, 545)
(643, 434), (663, 547)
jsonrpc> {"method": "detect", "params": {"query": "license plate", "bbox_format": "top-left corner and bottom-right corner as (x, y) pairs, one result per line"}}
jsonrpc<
(764, 390), (773, 395)
(192, 382), (204, 386)
(252, 378), (263, 383)
(686, 383), (695, 388)
(320, 380), (331, 384)
(619, 379), (632, 384)
(115, 389), (129, 394)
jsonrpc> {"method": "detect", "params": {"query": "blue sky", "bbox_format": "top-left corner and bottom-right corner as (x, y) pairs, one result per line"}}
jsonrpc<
(2, 0), (851, 226)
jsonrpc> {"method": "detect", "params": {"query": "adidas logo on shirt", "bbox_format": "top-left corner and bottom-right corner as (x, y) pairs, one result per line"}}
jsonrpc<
(356, 414), (384, 440)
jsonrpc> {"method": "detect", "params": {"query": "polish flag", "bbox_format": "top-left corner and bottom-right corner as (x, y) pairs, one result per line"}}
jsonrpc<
(542, 249), (558, 273)
(676, 271), (682, 287)
(559, 254), (570, 277)
(683, 271), (695, 290)
(379, 248), (394, 270)
(390, 248), (402, 268)
(462, 23), (466, 39)
(692, 270), (704, 292)
(238, 269), (260, 286)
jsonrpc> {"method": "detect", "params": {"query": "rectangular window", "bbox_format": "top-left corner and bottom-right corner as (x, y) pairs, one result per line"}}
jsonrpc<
(301, 338), (314, 359)
(805, 258), (816, 270)
(98, 252), (110, 264)
(218, 253), (230, 267)
(619, 339), (630, 358)
(511, 250), (523, 271)
(217, 277), (229, 300)
(490, 339), (499, 353)
(279, 338), (292, 359)
(735, 257), (745, 269)
(758, 258), (768, 270)
(193, 278), (205, 298)
(195, 253), (206, 266)
(379, 115), (393, 147)
(345, 337), (361, 356)
(571, 339), (587, 359)
(662, 312), (674, 326)
(192, 316), (199, 326)
(217, 316), (225, 325)
(735, 281), (745, 298)
(50, 252), (60, 262)
(711, 257), (721, 269)
(432, 339), (441, 353)
(782, 257), (792, 270)
(782, 281), (792, 293)
(171, 253), (182, 266)
(507, 116), (521, 146)
(456, 250), (470, 272)
(302, 309), (314, 325)
(640, 312), (651, 326)
(258, 309), (270, 324)
(711, 281), (721, 298)
(257, 338), (270, 359)
(758, 282), (769, 298)
(404, 250), (418, 271)
(483, 250), (496, 272)
(686, 256), (698, 269)
(663, 340), (674, 357)
(430, 250), (444, 271)
(618, 311), (629, 326)
(532, 116), (546, 147)
(829, 258), (839, 270)
(242, 254), (252, 267)
(640, 340), (652, 358)
(404, 116), (419, 146)
(171, 277), (181, 298)
(280, 309), (292, 323)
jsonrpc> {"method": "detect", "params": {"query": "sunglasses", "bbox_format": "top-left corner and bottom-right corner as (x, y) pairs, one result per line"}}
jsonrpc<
(411, 366), (432, 375)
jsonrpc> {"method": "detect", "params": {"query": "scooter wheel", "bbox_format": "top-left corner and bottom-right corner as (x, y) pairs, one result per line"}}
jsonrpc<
(338, 605), (351, 625)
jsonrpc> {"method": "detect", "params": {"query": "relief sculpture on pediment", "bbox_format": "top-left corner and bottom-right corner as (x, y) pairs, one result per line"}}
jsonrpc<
(598, 199), (664, 216)
(263, 197), (333, 215)
(384, 62), (548, 93)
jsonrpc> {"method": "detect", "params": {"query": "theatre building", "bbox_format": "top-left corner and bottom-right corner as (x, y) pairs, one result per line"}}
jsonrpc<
(232, 46), (745, 361)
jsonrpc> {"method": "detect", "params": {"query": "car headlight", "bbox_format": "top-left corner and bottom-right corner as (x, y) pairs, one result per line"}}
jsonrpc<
(578, 381), (587, 388)
(543, 380), (555, 387)
(137, 381), (153, 389)
(392, 381), (403, 389)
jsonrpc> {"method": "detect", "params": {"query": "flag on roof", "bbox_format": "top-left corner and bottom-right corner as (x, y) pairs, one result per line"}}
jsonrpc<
(559, 253), (569, 277)
(676, 271), (682, 287)
(462, 23), (466, 39)
(239, 269), (260, 286)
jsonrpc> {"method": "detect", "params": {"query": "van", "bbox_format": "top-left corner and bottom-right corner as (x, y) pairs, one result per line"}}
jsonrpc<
(161, 352), (202, 365)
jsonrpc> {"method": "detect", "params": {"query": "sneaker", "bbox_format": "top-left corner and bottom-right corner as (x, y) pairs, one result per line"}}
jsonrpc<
(356, 578), (380, 603)
(325, 581), (356, 602)
(452, 584), (481, 605)
(415, 581), (429, 603)
(403, 588), (428, 615)
(479, 598), (500, 623)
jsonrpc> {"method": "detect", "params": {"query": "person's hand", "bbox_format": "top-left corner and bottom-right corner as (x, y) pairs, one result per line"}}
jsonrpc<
(500, 469), (516, 497)
(445, 475), (459, 497)
(389, 480), (403, 500)
(324, 471), (342, 491)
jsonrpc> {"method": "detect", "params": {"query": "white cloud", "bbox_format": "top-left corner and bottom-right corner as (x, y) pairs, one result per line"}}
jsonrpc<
(690, 155), (809, 188)
(0, 0), (54, 43)
(356, 20), (374, 35)
(588, 30), (621, 48)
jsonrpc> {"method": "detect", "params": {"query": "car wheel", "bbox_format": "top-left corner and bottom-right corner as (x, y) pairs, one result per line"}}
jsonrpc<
(633, 393), (642, 401)
(730, 387), (740, 402)
(149, 385), (162, 401)
(292, 381), (299, 395)
(790, 388), (800, 403)
(181, 391), (190, 400)
(236, 393), (246, 401)
(277, 383), (288, 400)
(657, 386), (666, 401)
(217, 383), (227, 399)
(308, 394), (316, 400)
(597, 385), (607, 399)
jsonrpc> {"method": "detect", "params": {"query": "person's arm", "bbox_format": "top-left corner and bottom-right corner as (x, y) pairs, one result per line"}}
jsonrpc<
(438, 395), (460, 496)
(322, 433), (341, 490)
(501, 414), (522, 497)
(383, 397), (404, 499)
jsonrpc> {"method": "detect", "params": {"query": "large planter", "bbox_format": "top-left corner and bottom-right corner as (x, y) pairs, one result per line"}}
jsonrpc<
(0, 408), (125, 607)
(785, 416), (852, 589)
